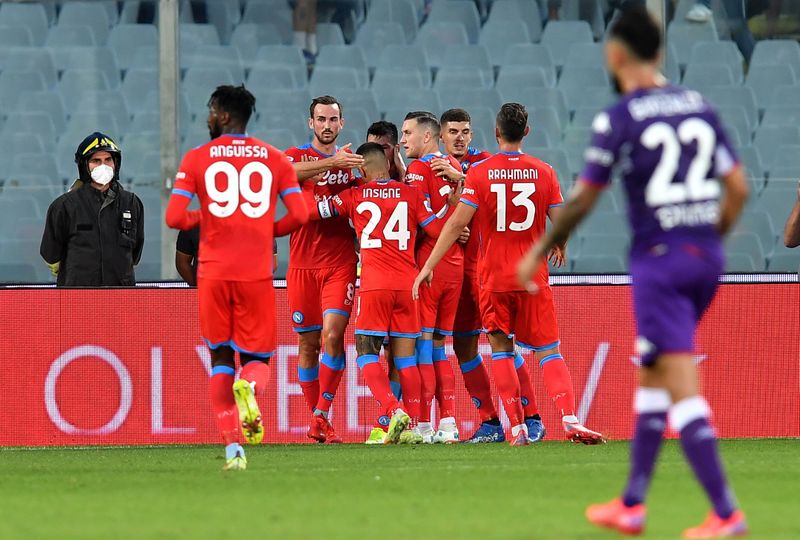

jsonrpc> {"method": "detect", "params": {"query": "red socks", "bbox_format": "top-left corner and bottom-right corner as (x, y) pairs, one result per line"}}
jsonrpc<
(432, 346), (456, 418)
(459, 354), (498, 422)
(358, 355), (399, 421)
(241, 361), (269, 397)
(418, 363), (436, 422)
(540, 354), (576, 417)
(394, 355), (422, 421)
(515, 353), (540, 417)
(315, 353), (346, 414)
(209, 367), (239, 445)
(491, 352), (523, 426)
(298, 365), (319, 412)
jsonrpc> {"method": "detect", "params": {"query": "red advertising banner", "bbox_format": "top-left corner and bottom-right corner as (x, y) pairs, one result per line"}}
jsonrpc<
(0, 284), (797, 446)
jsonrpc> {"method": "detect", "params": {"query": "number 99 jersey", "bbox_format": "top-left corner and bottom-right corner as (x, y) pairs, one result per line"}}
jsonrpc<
(461, 151), (564, 292)
(174, 134), (301, 281)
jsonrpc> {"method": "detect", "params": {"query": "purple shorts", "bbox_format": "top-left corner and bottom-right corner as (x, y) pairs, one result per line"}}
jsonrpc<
(630, 243), (722, 366)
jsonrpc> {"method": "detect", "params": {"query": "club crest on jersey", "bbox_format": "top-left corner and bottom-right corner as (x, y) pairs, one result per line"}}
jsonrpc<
(378, 415), (390, 426)
(322, 392), (335, 401)
(521, 397), (529, 407)
(471, 397), (481, 409)
(292, 311), (304, 324)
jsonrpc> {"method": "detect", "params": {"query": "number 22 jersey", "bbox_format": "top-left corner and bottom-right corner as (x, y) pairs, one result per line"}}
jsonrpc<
(173, 134), (301, 281)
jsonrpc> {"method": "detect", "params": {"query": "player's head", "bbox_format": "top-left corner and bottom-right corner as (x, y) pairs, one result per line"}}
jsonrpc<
(495, 103), (529, 144)
(207, 84), (256, 139)
(366, 120), (399, 162)
(439, 108), (473, 160)
(355, 142), (390, 181)
(606, 5), (662, 94)
(308, 95), (344, 146)
(74, 132), (122, 185)
(400, 111), (440, 160)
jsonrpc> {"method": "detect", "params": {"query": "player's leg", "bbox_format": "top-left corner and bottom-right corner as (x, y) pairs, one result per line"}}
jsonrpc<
(416, 284), (437, 438)
(431, 281), (459, 442)
(387, 290), (425, 444)
(486, 330), (528, 446)
(385, 340), (403, 401)
(512, 348), (545, 443)
(288, 268), (323, 414)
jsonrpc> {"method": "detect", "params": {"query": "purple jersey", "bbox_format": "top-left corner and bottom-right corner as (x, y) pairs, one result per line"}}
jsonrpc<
(581, 85), (739, 258)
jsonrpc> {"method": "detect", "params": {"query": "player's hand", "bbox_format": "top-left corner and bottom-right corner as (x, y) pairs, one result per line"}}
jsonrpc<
(548, 245), (566, 268)
(332, 143), (365, 169)
(430, 157), (464, 183)
(446, 177), (464, 207)
(412, 267), (433, 300)
(46, 261), (60, 277)
(457, 226), (470, 244)
(393, 144), (406, 176)
(517, 243), (547, 293)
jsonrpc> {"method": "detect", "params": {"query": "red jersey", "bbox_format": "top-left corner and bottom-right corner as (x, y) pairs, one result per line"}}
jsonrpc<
(173, 134), (300, 281)
(285, 143), (359, 269)
(460, 151), (563, 292)
(458, 147), (492, 277)
(404, 152), (464, 283)
(327, 179), (440, 292)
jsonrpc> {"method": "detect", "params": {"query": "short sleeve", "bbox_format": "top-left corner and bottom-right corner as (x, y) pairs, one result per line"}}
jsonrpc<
(274, 150), (302, 199)
(283, 146), (301, 162)
(415, 187), (437, 228)
(404, 160), (430, 195)
(548, 166), (564, 208)
(460, 166), (480, 209)
(173, 150), (198, 199)
(580, 109), (624, 188)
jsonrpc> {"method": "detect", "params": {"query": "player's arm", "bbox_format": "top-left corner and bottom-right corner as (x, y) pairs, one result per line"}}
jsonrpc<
(175, 250), (195, 286)
(166, 153), (201, 230)
(274, 190), (309, 236)
(291, 143), (364, 181)
(784, 180), (800, 248)
(308, 189), (352, 222)
(717, 164), (749, 237)
(412, 201), (476, 299)
(546, 205), (567, 267)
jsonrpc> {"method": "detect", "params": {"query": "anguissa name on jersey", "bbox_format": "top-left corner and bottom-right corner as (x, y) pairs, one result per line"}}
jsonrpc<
(487, 168), (539, 181)
(209, 144), (269, 159)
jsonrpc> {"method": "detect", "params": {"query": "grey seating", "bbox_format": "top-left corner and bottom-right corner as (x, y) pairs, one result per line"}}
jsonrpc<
(356, 22), (407, 69)
(247, 66), (305, 90)
(108, 24), (158, 71)
(317, 23), (346, 47)
(769, 167), (800, 184)
(745, 65), (796, 111)
(124, 150), (160, 185)
(754, 184), (800, 223)
(206, 0), (241, 44)
(51, 46), (121, 89)
(753, 126), (800, 169)
(182, 45), (245, 83)
(737, 146), (764, 181)
(733, 211), (777, 251)
(488, 0), (543, 42)
(682, 64), (734, 93)
(315, 46), (369, 88)
(59, 69), (111, 110)
(58, 1), (113, 44)
(65, 111), (121, 141)
(463, 107), (496, 141)
(761, 106), (800, 128)
(750, 39), (800, 78)
(0, 25), (33, 46)
(251, 46), (308, 89)
(380, 89), (442, 120)
(122, 133), (161, 161)
(230, 24), (284, 68)
(414, 22), (469, 70)
(450, 89), (503, 115)
(564, 42), (605, 69)
(376, 45), (432, 87)
(309, 67), (366, 96)
(241, 2), (292, 42)
(666, 22), (718, 67)
(572, 255), (626, 273)
(250, 89), (311, 118)
(578, 233), (630, 260)
(0, 263), (43, 284)
(442, 45), (494, 86)
(531, 108), (562, 142)
(250, 112), (307, 147)
(182, 67), (236, 111)
(558, 0), (606, 40)
(717, 106), (753, 143)
(0, 70), (46, 108)
(71, 91), (131, 133)
(45, 24), (97, 47)
(334, 89), (380, 122)
(529, 148), (570, 185)
(480, 19), (531, 66)
(511, 88), (569, 129)
(563, 127), (592, 147)
(688, 41), (744, 84)
(496, 66), (553, 95)
(558, 65), (610, 112)
(0, 133), (47, 161)
(368, 0), (419, 42)
(2, 112), (57, 146)
(725, 232), (765, 269)
(260, 129), (301, 152)
(769, 145), (800, 170)
(340, 108), (370, 138)
(179, 23), (220, 49)
(541, 21), (594, 68)
(501, 44), (556, 87)
(428, 0), (480, 43)
(664, 44), (681, 83)
(372, 69), (427, 104)
(725, 253), (756, 272)
(3, 48), (57, 89)
(121, 68), (158, 112)
(768, 251), (800, 272)
(703, 86), (758, 128)
(571, 107), (601, 129)
(0, 2), (49, 45)
(0, 198), (41, 232)
(0, 186), (59, 218)
(434, 67), (492, 91)
(762, 85), (799, 110)
(576, 210), (628, 237)
(7, 154), (59, 188)
(573, 87), (615, 112)
(129, 46), (158, 70)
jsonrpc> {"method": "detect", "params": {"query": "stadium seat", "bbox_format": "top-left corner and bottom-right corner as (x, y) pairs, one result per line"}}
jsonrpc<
(71, 90), (131, 132)
(1, 112), (57, 146)
(376, 45), (432, 87)
(571, 107), (601, 130)
(315, 46), (369, 88)
(563, 127), (592, 148)
(564, 42), (605, 69)
(557, 0), (606, 40)
(45, 24), (98, 47)
(367, 0), (419, 42)
(576, 211), (628, 237)
(664, 44), (681, 83)
(703, 86), (758, 128)
(230, 24), (284, 68)
(0, 263), (43, 284)
(65, 111), (121, 141)
(464, 107), (496, 142)
(372, 68), (427, 101)
(572, 254), (626, 273)
(356, 22), (407, 69)
(541, 21), (594, 68)
(737, 146), (764, 182)
(754, 126), (800, 170)
(480, 19), (530, 67)
(180, 23), (221, 51)
(558, 65), (610, 112)
(750, 39), (800, 79)
(725, 253), (756, 272)
(529, 148), (570, 185)
(182, 45), (245, 83)
(428, 0), (480, 44)
(7, 154), (59, 189)
(526, 129), (552, 148)
(488, 0), (543, 42)
(260, 129), (301, 152)
(767, 251), (800, 272)
(0, 133), (47, 162)
(725, 232), (765, 270)
(501, 44), (556, 87)
(380, 89), (442, 119)
(129, 45), (158, 70)
(121, 68), (158, 113)
(0, 25), (33, 46)
(530, 108), (562, 143)
(317, 22), (346, 47)
(247, 66), (305, 90)
(666, 22), (719, 68)
(249, 89), (311, 117)
(414, 22), (469, 70)
(205, 0), (241, 44)
(108, 24), (158, 71)
(60, 0), (118, 37)
(511, 88), (569, 129)
(733, 210), (777, 252)
(717, 105), (753, 141)
(0, 70), (47, 108)
(434, 67), (492, 92)
(745, 65), (797, 111)
(761, 106), (800, 129)
(0, 2), (49, 45)
(442, 45), (493, 87)
(688, 41), (744, 84)
(682, 64), (735, 93)
(251, 46), (308, 90)
(2, 48), (57, 89)
(182, 67), (236, 111)
(51, 46), (122, 89)
(59, 69), (112, 110)
(449, 89), (503, 115)
(241, 2), (293, 43)
(496, 66), (553, 95)
(334, 89), (379, 122)
(0, 185), (58, 217)
(309, 66), (366, 96)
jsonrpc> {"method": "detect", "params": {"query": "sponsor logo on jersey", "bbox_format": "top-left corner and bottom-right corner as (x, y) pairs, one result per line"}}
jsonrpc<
(405, 173), (424, 183)
(317, 169), (351, 186)
(292, 311), (304, 324)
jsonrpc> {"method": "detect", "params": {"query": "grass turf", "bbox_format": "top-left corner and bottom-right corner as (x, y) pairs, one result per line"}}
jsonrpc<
(0, 439), (796, 539)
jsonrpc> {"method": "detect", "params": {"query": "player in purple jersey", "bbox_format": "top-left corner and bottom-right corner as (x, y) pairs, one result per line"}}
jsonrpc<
(518, 7), (749, 539)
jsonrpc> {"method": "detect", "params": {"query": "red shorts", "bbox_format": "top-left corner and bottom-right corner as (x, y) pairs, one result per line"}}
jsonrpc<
(452, 274), (481, 337)
(287, 265), (357, 332)
(355, 289), (420, 338)
(479, 286), (560, 351)
(418, 276), (462, 336)
(198, 278), (275, 357)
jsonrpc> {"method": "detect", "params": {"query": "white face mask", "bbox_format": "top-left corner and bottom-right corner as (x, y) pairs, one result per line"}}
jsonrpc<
(90, 163), (114, 185)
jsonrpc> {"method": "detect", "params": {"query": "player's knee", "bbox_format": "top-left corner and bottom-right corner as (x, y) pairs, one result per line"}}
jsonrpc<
(297, 335), (321, 361)
(453, 337), (478, 362)
(240, 353), (269, 366)
(210, 346), (234, 368)
(322, 327), (345, 353)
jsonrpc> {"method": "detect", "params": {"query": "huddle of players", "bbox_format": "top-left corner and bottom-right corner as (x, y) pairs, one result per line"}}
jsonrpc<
(285, 95), (604, 447)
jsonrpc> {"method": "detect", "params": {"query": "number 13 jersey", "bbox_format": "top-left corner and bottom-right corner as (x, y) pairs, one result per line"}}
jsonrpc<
(461, 151), (563, 292)
(174, 134), (300, 281)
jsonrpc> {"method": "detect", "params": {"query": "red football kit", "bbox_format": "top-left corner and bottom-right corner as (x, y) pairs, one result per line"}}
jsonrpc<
(453, 147), (492, 336)
(460, 151), (564, 350)
(284, 143), (359, 332)
(404, 152), (464, 335)
(168, 134), (303, 356)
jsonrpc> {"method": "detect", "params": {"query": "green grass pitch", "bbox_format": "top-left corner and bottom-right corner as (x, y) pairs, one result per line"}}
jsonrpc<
(1, 439), (796, 539)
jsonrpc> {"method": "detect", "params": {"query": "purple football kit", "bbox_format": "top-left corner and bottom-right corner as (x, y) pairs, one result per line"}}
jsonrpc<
(581, 85), (739, 365)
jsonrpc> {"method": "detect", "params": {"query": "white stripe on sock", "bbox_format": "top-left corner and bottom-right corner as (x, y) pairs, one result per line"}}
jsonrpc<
(669, 396), (710, 432)
(635, 387), (672, 413)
